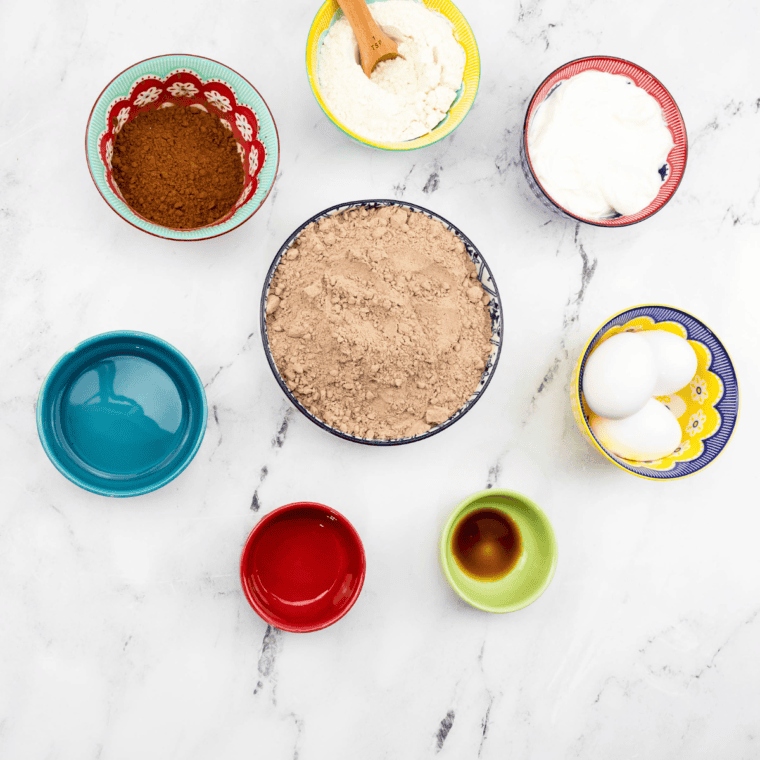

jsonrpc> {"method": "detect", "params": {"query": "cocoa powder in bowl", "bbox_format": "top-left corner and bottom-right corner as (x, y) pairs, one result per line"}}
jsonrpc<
(264, 202), (497, 442)
(112, 105), (244, 229)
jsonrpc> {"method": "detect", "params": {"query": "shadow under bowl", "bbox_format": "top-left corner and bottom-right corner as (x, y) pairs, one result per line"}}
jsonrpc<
(440, 489), (558, 613)
(240, 502), (366, 632)
(37, 331), (207, 497)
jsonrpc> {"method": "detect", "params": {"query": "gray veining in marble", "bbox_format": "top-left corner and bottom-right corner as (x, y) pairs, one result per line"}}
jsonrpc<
(1, 0), (759, 757)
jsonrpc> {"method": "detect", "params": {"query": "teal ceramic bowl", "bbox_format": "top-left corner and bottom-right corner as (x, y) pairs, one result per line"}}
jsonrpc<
(37, 331), (207, 497)
(440, 489), (558, 612)
(85, 54), (279, 241)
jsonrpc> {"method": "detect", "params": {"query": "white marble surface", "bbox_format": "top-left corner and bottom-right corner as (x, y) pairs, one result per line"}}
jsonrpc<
(1, 0), (759, 757)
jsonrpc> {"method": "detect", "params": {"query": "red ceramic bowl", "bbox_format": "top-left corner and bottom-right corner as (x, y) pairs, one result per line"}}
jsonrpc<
(240, 502), (366, 632)
(521, 56), (687, 227)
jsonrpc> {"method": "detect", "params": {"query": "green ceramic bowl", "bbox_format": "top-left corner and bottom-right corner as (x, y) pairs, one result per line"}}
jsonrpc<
(440, 489), (558, 613)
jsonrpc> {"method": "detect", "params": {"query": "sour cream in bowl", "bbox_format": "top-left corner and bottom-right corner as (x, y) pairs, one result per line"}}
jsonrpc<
(521, 57), (687, 227)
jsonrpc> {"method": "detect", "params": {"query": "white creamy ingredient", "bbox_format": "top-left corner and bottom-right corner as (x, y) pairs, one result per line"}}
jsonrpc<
(528, 70), (675, 219)
(318, 0), (466, 143)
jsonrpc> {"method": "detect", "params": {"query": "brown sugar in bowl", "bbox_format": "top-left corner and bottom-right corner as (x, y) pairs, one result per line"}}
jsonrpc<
(260, 199), (503, 446)
(111, 105), (245, 230)
(85, 54), (280, 241)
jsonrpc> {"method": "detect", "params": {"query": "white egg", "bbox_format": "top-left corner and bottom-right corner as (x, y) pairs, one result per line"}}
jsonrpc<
(582, 332), (657, 419)
(590, 398), (682, 461)
(639, 329), (698, 396)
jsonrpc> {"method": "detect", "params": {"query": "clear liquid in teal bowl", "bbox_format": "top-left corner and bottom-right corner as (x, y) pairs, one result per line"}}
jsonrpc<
(62, 355), (186, 477)
(38, 332), (207, 497)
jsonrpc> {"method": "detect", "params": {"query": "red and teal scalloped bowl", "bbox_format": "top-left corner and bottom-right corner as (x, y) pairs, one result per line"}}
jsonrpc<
(521, 56), (687, 227)
(85, 54), (280, 241)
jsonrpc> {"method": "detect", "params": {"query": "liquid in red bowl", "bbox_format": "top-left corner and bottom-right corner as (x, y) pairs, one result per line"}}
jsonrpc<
(240, 502), (366, 632)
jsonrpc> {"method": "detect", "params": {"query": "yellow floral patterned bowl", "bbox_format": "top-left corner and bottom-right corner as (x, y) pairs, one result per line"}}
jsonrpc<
(305, 0), (480, 151)
(571, 305), (739, 480)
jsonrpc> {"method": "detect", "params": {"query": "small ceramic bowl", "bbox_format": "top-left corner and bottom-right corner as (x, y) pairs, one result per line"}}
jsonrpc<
(240, 502), (366, 632)
(440, 489), (558, 613)
(572, 305), (740, 479)
(306, 0), (479, 150)
(37, 331), (207, 497)
(521, 56), (687, 227)
(260, 199), (503, 446)
(85, 54), (280, 241)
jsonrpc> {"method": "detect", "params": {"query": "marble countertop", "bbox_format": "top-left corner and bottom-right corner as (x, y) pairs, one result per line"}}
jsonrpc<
(1, 0), (758, 757)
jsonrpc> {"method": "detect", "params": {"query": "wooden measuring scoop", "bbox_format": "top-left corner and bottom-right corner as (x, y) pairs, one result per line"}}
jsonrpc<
(337, 0), (400, 77)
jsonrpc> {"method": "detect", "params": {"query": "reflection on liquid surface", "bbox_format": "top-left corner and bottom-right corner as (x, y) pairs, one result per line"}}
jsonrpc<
(62, 355), (185, 476)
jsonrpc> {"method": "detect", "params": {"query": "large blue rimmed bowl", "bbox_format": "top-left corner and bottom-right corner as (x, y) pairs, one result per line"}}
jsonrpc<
(85, 54), (279, 241)
(572, 305), (739, 479)
(37, 331), (207, 497)
(261, 199), (503, 446)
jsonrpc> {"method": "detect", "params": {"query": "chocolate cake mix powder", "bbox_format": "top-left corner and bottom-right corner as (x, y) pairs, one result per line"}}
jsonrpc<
(266, 205), (494, 440)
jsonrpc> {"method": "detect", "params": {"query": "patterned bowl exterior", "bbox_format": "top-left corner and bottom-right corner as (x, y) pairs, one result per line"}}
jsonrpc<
(261, 199), (503, 446)
(571, 305), (739, 480)
(306, 0), (480, 151)
(85, 54), (279, 241)
(521, 56), (688, 227)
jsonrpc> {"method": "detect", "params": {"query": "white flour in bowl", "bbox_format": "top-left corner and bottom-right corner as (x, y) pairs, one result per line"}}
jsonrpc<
(317, 0), (466, 144)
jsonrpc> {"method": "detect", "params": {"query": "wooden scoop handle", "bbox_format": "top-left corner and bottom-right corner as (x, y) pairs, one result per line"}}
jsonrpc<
(337, 0), (400, 77)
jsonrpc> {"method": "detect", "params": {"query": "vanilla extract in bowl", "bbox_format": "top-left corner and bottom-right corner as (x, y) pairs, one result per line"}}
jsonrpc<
(451, 508), (523, 581)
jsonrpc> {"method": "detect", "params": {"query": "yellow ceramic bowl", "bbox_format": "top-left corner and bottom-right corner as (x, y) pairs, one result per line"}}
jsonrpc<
(306, 0), (480, 150)
(571, 305), (740, 480)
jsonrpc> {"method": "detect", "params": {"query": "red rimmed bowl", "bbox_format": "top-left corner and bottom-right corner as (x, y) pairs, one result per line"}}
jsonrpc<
(240, 502), (366, 632)
(85, 54), (280, 241)
(521, 56), (687, 227)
